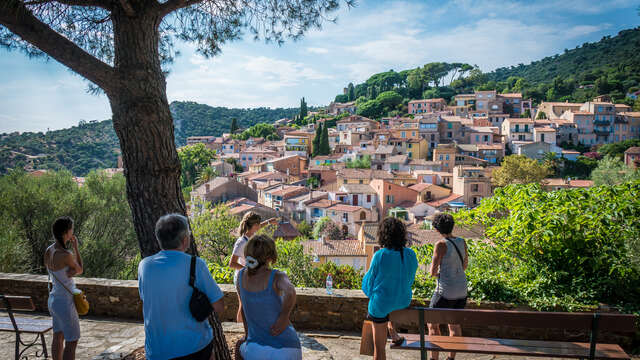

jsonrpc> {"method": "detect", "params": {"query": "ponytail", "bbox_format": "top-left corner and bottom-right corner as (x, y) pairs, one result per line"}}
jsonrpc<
(52, 216), (74, 249)
(244, 234), (277, 276)
(239, 212), (261, 236)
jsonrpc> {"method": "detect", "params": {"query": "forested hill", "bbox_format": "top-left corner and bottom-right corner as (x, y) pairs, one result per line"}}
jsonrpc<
(333, 27), (640, 118)
(488, 28), (640, 84)
(0, 102), (299, 176)
(170, 101), (299, 145)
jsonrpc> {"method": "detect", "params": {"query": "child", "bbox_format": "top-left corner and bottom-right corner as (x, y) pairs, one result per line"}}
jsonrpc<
(235, 235), (302, 360)
(229, 212), (277, 322)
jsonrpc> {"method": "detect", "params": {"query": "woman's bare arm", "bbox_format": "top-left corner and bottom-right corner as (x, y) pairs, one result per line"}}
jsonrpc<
(430, 241), (447, 278)
(228, 255), (244, 270)
(271, 271), (296, 336)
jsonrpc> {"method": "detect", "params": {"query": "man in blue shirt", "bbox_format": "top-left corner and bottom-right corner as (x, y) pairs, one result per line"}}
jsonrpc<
(139, 214), (224, 360)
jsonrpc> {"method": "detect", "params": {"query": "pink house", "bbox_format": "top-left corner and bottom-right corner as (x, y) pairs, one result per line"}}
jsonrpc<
(408, 98), (447, 114)
(370, 179), (418, 218)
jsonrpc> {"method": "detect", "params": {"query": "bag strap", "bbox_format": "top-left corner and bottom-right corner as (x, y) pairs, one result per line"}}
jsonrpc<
(445, 237), (465, 267)
(189, 255), (196, 288)
(50, 271), (74, 296)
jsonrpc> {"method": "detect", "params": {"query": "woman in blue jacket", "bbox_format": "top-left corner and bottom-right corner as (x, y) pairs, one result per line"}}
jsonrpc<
(362, 217), (418, 360)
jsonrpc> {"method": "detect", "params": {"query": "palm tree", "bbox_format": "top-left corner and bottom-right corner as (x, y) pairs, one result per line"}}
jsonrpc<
(197, 167), (218, 185)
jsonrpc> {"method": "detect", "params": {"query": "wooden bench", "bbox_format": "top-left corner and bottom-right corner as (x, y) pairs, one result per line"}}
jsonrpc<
(360, 307), (636, 360)
(1, 295), (52, 360)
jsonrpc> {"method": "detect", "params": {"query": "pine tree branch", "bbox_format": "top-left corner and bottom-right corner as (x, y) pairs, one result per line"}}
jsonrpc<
(157, 0), (202, 17)
(22, 0), (111, 8)
(0, 1), (116, 92)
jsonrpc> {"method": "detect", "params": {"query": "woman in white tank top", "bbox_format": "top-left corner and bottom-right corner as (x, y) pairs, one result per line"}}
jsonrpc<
(44, 216), (83, 360)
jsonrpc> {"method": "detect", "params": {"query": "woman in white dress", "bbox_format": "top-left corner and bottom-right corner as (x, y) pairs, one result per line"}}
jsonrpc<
(44, 216), (83, 360)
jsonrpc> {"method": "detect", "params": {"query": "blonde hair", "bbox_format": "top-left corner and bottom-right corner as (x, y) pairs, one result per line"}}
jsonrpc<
(239, 212), (261, 236)
(245, 234), (277, 276)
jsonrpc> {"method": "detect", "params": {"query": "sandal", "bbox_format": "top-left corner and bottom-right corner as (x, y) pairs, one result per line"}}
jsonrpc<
(391, 336), (405, 346)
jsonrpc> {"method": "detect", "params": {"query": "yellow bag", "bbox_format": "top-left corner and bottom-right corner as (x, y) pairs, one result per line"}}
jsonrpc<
(50, 272), (90, 315)
(72, 289), (90, 316)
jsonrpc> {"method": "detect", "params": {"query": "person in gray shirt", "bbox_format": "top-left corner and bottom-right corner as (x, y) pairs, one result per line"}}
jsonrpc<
(428, 213), (468, 360)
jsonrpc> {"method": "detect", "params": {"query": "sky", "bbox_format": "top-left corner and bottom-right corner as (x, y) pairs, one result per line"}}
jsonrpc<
(0, 0), (639, 133)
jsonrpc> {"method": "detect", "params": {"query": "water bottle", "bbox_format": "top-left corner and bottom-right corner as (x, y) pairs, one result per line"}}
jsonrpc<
(326, 274), (333, 295)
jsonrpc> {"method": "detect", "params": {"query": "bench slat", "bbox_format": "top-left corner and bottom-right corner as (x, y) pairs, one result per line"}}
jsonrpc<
(390, 308), (636, 332)
(392, 335), (630, 360)
(0, 317), (52, 334)
(0, 296), (35, 311)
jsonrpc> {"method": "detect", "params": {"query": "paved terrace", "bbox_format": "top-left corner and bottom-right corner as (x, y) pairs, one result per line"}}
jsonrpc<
(4, 313), (624, 360)
(1, 274), (637, 359)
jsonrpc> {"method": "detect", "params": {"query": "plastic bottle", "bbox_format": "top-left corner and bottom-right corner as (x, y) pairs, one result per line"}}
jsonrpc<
(326, 273), (333, 295)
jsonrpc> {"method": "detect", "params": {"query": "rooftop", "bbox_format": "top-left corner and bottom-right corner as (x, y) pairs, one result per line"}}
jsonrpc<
(302, 239), (365, 257)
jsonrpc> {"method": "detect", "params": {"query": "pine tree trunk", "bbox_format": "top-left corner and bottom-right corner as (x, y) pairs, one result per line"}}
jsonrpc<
(109, 12), (231, 359)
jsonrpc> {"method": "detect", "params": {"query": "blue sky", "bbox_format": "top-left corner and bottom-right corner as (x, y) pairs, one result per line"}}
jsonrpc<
(0, 0), (638, 133)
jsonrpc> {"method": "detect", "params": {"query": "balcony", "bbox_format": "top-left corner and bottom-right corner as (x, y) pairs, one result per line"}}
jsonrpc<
(594, 129), (610, 136)
(593, 120), (610, 126)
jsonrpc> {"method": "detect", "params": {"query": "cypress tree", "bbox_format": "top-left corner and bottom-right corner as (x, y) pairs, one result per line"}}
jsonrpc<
(320, 121), (330, 155)
(312, 122), (322, 157)
(300, 97), (308, 119)
(230, 118), (238, 133)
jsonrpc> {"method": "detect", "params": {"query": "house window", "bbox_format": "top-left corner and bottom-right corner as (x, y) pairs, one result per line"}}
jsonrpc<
(447, 123), (452, 129)
(445, 154), (450, 160)
(439, 155), (443, 160)
(359, 179), (364, 184)
(367, 194), (371, 202)
(360, 211), (366, 221)
(342, 213), (348, 222)
(475, 135), (479, 142)
(386, 195), (394, 204)
(401, 132), (406, 138)
(472, 184), (480, 192)
(447, 132), (452, 138)
(541, 133), (545, 142)
(343, 179), (348, 184)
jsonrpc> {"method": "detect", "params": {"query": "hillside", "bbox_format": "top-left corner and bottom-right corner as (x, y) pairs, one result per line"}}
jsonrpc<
(0, 102), (299, 176)
(171, 101), (299, 146)
(488, 28), (640, 84)
(333, 27), (640, 118)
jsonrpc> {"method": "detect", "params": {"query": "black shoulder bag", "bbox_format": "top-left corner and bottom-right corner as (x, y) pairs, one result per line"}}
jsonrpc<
(189, 255), (213, 322)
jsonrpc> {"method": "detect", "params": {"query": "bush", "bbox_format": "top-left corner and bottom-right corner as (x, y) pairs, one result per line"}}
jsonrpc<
(0, 170), (139, 279)
(453, 181), (640, 311)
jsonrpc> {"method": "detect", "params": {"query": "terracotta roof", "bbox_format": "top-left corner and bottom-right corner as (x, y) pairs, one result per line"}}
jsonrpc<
(562, 150), (580, 154)
(406, 223), (484, 246)
(408, 98), (446, 103)
(273, 222), (301, 239)
(409, 183), (432, 192)
(328, 204), (363, 213)
(409, 159), (439, 166)
(542, 178), (566, 186)
(307, 198), (340, 209)
(375, 145), (395, 154)
(268, 186), (308, 198)
(569, 180), (594, 188)
(426, 193), (463, 207)
(499, 93), (522, 98)
(535, 127), (556, 132)
(476, 144), (504, 150)
(386, 155), (408, 163)
(229, 204), (256, 215)
(571, 111), (594, 115)
(625, 147), (640, 154)
(361, 223), (378, 244)
(303, 239), (365, 257)
(396, 200), (416, 208)
(339, 184), (376, 194)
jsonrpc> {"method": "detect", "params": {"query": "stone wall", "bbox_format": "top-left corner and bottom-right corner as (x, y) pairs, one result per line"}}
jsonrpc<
(0, 273), (637, 352)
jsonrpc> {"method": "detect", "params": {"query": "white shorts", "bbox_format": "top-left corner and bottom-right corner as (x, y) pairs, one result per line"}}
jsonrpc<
(48, 295), (80, 341)
(240, 341), (302, 360)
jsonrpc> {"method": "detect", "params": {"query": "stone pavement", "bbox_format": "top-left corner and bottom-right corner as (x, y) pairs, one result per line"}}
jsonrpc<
(2, 313), (638, 359)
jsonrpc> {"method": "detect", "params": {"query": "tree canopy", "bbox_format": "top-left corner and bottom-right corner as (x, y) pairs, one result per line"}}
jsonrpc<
(492, 155), (552, 187)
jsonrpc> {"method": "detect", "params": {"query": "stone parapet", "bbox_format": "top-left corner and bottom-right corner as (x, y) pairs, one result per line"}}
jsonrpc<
(0, 273), (636, 351)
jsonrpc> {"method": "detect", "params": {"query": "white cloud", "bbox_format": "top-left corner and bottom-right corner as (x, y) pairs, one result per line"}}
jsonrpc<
(305, 47), (329, 54)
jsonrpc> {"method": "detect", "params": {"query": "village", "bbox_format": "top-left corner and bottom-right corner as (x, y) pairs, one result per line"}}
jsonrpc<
(183, 91), (640, 272)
